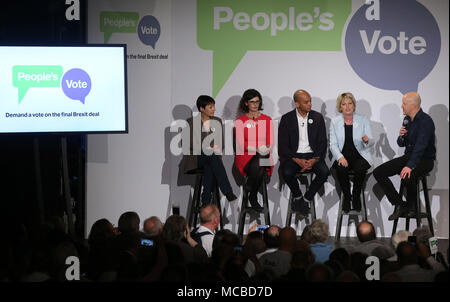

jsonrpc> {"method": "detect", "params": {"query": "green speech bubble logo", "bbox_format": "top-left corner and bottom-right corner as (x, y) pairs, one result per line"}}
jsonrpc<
(100, 11), (139, 43)
(197, 0), (351, 97)
(12, 65), (63, 103)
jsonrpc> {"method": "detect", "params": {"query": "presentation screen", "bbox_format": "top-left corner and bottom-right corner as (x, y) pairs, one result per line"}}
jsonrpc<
(0, 45), (128, 134)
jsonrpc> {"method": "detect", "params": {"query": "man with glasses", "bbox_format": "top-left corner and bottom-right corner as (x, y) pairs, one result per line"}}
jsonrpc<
(278, 89), (329, 215)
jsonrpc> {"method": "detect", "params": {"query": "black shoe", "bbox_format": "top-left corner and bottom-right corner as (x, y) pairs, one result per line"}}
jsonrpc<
(249, 192), (263, 211)
(352, 194), (362, 212)
(342, 195), (351, 213)
(225, 192), (237, 202)
(388, 206), (401, 221)
(406, 209), (417, 219)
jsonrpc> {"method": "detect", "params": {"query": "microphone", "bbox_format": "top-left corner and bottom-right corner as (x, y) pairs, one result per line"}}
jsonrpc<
(402, 117), (409, 140)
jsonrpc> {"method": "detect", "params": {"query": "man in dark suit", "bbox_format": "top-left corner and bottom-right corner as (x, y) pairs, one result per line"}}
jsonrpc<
(278, 90), (329, 215)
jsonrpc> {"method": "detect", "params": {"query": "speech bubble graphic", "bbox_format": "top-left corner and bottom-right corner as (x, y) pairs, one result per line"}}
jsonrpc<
(198, 0), (351, 97)
(345, 0), (441, 94)
(12, 65), (63, 103)
(137, 15), (161, 49)
(100, 11), (139, 43)
(61, 68), (92, 104)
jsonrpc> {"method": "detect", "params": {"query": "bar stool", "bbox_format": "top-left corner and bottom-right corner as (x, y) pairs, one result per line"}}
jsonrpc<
(285, 170), (316, 227)
(237, 171), (270, 240)
(335, 170), (369, 241)
(186, 168), (224, 230)
(391, 174), (434, 236)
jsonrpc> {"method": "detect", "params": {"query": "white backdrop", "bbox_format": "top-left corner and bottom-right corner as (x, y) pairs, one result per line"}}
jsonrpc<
(87, 0), (449, 238)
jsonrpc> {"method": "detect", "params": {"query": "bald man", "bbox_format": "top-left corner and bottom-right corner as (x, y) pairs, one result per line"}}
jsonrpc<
(373, 92), (436, 220)
(278, 90), (329, 216)
(193, 204), (220, 257)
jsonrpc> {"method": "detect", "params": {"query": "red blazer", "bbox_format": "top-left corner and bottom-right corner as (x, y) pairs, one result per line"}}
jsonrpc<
(234, 113), (274, 176)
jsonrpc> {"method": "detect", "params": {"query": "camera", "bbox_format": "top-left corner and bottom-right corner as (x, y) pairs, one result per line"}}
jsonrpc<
(257, 225), (269, 232)
(141, 238), (154, 246)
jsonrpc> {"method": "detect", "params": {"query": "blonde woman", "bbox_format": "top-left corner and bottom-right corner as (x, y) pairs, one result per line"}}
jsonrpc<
(329, 92), (373, 213)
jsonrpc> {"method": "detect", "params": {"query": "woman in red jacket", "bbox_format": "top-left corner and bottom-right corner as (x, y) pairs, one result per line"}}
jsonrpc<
(234, 89), (274, 209)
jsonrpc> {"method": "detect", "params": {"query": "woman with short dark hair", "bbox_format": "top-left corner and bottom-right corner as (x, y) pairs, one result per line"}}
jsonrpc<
(234, 89), (274, 209)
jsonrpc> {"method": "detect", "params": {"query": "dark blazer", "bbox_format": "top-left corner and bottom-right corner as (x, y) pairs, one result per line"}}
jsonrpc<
(182, 115), (224, 174)
(278, 109), (327, 163)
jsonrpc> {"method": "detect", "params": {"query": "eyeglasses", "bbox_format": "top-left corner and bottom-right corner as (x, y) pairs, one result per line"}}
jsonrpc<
(248, 100), (261, 105)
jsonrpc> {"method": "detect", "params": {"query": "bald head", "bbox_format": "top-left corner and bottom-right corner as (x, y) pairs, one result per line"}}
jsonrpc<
(200, 204), (220, 226)
(403, 92), (421, 106)
(356, 221), (376, 242)
(293, 89), (311, 103)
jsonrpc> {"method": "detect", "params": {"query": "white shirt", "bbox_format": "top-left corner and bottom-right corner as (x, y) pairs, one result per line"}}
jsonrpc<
(296, 111), (313, 153)
(197, 225), (215, 257)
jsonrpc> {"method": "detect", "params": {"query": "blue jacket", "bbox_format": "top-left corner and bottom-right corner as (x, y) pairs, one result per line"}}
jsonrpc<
(397, 108), (436, 169)
(329, 114), (374, 165)
(309, 242), (333, 264)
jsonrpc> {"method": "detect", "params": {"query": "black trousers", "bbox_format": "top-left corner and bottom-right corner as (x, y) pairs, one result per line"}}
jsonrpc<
(280, 153), (330, 200)
(333, 156), (370, 199)
(198, 153), (233, 204)
(373, 154), (434, 209)
(243, 153), (269, 194)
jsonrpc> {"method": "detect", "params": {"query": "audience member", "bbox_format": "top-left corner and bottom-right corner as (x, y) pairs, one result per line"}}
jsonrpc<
(191, 204), (220, 257)
(143, 216), (163, 237)
(307, 219), (333, 263)
(329, 248), (351, 271)
(162, 215), (207, 264)
(353, 221), (394, 257)
(306, 263), (333, 282)
(259, 226), (296, 277)
(281, 240), (314, 282)
(394, 241), (444, 282)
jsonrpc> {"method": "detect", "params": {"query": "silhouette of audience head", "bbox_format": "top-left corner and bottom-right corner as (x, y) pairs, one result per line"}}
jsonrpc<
(329, 248), (351, 271)
(118, 212), (140, 234)
(162, 215), (187, 242)
(279, 227), (297, 253)
(306, 263), (333, 282)
(263, 225), (280, 249)
(356, 220), (376, 242)
(143, 216), (163, 237)
(396, 241), (418, 267)
(88, 218), (116, 249)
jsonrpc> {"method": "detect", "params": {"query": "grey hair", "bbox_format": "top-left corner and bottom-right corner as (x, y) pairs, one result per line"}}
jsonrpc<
(309, 219), (330, 243)
(392, 230), (411, 250)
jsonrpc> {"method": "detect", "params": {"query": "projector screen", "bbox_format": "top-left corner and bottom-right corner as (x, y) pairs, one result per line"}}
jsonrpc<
(0, 45), (128, 134)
